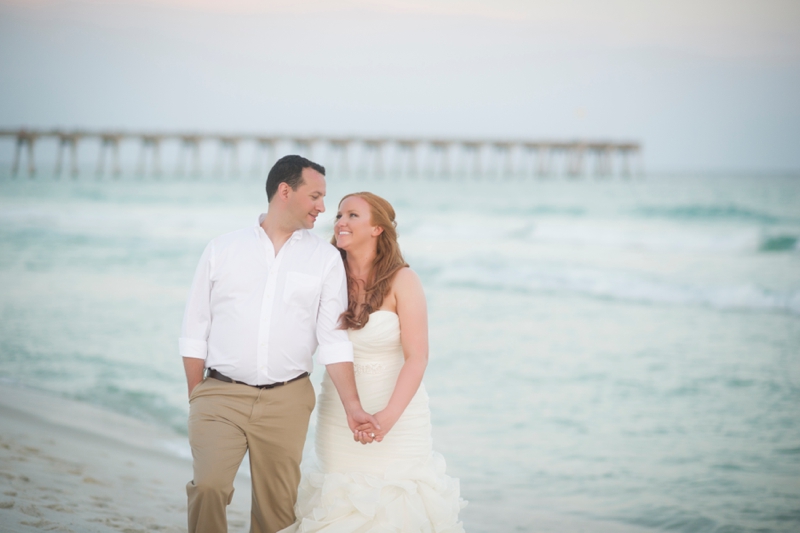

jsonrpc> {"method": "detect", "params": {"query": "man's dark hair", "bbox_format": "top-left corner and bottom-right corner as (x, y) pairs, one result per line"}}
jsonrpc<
(266, 155), (325, 202)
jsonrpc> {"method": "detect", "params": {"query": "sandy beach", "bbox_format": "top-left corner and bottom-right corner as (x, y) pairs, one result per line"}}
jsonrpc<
(0, 383), (664, 533)
(0, 384), (252, 533)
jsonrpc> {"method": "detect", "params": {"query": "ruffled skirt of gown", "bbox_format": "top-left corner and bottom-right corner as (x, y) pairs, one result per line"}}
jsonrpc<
(279, 311), (466, 532)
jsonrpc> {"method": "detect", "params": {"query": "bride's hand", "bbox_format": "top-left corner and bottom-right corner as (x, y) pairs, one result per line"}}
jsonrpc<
(353, 422), (380, 444)
(356, 410), (397, 443)
(346, 407), (381, 444)
(353, 424), (383, 444)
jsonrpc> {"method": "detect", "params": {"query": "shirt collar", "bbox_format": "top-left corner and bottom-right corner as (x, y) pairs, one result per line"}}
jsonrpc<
(256, 213), (305, 242)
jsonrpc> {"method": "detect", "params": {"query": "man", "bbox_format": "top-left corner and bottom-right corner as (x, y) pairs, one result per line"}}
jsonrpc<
(180, 155), (378, 533)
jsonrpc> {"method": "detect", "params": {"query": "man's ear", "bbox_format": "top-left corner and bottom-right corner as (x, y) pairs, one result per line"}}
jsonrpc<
(277, 182), (292, 202)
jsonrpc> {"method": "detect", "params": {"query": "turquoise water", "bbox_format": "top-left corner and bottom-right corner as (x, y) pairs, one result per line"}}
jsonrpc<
(1, 173), (799, 532)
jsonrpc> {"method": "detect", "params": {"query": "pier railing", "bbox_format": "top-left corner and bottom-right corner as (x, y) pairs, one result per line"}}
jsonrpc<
(0, 128), (642, 179)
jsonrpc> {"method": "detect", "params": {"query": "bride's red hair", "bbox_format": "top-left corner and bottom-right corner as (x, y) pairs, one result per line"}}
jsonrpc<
(332, 192), (408, 330)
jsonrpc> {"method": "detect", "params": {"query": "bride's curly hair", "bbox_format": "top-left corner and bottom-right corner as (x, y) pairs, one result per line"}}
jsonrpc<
(332, 192), (408, 330)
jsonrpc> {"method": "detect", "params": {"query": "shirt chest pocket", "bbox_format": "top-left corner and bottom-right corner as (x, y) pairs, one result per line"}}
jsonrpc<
(283, 271), (322, 308)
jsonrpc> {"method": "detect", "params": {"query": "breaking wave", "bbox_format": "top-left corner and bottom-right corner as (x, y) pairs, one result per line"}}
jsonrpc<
(433, 261), (800, 315)
(633, 204), (796, 225)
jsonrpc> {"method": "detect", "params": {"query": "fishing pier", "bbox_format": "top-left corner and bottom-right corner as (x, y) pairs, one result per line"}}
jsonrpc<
(1, 128), (642, 179)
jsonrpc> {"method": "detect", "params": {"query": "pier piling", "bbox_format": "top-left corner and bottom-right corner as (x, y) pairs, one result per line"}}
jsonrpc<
(0, 129), (642, 180)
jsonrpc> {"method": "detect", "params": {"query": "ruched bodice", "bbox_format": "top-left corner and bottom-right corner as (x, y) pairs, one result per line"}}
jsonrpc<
(350, 310), (406, 403)
(280, 311), (466, 533)
(350, 310), (405, 384)
(317, 311), (432, 473)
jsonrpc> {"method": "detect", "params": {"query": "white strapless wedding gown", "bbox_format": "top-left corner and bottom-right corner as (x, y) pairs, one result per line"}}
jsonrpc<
(280, 310), (466, 532)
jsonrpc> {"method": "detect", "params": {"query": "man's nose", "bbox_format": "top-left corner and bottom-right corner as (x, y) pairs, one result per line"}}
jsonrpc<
(317, 199), (325, 213)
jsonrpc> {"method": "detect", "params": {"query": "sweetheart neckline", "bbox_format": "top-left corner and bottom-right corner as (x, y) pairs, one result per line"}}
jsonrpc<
(349, 310), (399, 330)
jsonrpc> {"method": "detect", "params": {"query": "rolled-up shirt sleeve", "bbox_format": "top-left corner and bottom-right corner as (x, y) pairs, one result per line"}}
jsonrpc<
(179, 241), (214, 360)
(316, 253), (354, 366)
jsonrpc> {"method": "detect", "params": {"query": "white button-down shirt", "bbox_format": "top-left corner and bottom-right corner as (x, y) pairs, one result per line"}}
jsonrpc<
(179, 213), (353, 385)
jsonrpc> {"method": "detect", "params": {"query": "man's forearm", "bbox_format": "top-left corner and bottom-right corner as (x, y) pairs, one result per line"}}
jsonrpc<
(183, 357), (206, 398)
(326, 362), (381, 440)
(325, 362), (361, 412)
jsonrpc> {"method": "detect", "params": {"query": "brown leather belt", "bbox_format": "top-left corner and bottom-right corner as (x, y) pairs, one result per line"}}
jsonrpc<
(207, 368), (309, 389)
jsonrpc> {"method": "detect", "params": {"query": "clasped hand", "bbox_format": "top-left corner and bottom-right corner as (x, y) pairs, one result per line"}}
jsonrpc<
(352, 410), (396, 445)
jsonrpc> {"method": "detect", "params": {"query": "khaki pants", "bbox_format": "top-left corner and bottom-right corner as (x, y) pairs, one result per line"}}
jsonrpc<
(187, 376), (315, 533)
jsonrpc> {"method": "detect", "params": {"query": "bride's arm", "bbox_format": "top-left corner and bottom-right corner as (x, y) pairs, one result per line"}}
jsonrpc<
(363, 268), (428, 440)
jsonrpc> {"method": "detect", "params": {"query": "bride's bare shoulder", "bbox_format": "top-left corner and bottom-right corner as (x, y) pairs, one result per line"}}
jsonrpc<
(391, 267), (424, 296)
(393, 266), (420, 283)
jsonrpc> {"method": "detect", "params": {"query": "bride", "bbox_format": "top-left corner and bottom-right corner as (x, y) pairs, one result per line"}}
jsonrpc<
(280, 192), (466, 532)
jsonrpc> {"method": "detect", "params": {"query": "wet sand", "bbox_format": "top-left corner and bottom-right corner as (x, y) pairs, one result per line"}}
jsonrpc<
(0, 383), (663, 533)
(0, 384), (252, 532)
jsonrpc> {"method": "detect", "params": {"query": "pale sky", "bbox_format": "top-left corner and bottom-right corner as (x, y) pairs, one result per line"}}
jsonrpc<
(1, 0), (799, 171)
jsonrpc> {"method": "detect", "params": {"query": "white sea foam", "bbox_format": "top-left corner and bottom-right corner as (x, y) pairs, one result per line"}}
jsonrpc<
(435, 261), (800, 315)
(526, 222), (767, 253)
(405, 218), (799, 254)
(158, 439), (193, 461)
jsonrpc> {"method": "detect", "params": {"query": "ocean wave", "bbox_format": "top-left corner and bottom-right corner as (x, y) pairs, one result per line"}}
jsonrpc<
(493, 205), (588, 217)
(633, 204), (796, 225)
(419, 202), (796, 224)
(614, 504), (721, 533)
(526, 225), (800, 254)
(759, 235), (799, 252)
(404, 219), (799, 254)
(434, 262), (800, 315)
(524, 224), (772, 253)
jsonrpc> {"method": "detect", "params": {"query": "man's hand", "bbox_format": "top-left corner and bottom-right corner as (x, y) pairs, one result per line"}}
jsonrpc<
(325, 362), (382, 444)
(346, 406), (381, 445)
(353, 409), (398, 444)
(352, 421), (380, 444)
(183, 357), (205, 399)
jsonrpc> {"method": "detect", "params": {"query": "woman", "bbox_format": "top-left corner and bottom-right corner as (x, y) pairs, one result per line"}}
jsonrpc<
(280, 192), (466, 532)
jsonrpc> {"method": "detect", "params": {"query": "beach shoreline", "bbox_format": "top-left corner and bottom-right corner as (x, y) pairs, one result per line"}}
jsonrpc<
(0, 383), (663, 533)
(0, 384), (252, 533)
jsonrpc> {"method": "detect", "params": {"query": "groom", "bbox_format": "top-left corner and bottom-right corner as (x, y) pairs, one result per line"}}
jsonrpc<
(180, 155), (378, 533)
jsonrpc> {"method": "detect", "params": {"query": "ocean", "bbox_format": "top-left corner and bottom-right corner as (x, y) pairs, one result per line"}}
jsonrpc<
(0, 171), (798, 532)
